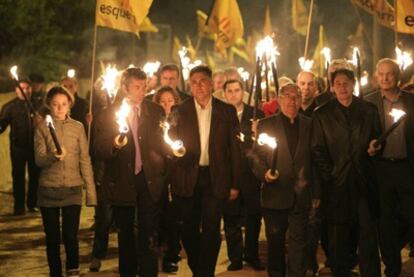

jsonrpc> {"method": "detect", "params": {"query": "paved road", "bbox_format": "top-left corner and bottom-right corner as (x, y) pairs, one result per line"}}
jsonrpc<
(1, 187), (413, 277)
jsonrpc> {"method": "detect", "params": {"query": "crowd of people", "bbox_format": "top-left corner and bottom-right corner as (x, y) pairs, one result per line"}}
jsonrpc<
(0, 57), (413, 277)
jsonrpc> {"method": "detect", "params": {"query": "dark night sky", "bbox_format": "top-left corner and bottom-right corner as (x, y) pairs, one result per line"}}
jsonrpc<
(145, 0), (411, 76)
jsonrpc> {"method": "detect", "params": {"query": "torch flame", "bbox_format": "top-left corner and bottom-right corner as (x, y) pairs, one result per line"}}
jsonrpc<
(143, 61), (161, 77)
(298, 57), (314, 71)
(354, 81), (360, 97)
(389, 108), (406, 123)
(395, 47), (413, 71)
(361, 71), (369, 87)
(238, 67), (250, 82)
(10, 65), (19, 80)
(160, 121), (184, 151)
(45, 115), (55, 129)
(255, 36), (279, 64)
(321, 47), (331, 65)
(257, 133), (277, 149)
(67, 69), (76, 78)
(115, 99), (131, 134)
(178, 47), (202, 81)
(101, 64), (121, 101)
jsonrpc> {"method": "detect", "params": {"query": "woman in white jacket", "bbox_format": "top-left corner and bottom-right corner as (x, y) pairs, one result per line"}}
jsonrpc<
(34, 86), (97, 277)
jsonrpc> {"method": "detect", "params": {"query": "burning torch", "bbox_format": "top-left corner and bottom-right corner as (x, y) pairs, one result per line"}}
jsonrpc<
(114, 99), (131, 148)
(45, 115), (63, 155)
(160, 121), (186, 157)
(10, 65), (36, 116)
(373, 108), (406, 148)
(257, 132), (279, 180)
(101, 64), (121, 105)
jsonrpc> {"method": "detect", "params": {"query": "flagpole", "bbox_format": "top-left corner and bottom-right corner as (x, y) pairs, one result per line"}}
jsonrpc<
(303, 0), (314, 59)
(195, 35), (203, 55)
(88, 24), (98, 145)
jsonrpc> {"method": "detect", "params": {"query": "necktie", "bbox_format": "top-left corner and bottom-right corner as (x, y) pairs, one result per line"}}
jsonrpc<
(131, 106), (142, 174)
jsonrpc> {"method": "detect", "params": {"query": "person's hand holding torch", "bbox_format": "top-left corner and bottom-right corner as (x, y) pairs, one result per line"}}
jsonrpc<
(368, 108), (406, 156)
(257, 133), (279, 182)
(45, 115), (66, 160)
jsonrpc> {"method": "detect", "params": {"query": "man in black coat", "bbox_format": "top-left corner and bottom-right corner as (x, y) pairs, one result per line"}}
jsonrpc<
(365, 58), (414, 277)
(93, 67), (167, 277)
(249, 83), (319, 277)
(311, 68), (381, 276)
(222, 79), (264, 271)
(169, 65), (241, 277)
(0, 78), (40, 215)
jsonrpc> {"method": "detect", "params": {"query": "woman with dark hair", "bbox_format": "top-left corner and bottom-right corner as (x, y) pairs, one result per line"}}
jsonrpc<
(153, 86), (180, 117)
(152, 85), (183, 273)
(34, 86), (97, 277)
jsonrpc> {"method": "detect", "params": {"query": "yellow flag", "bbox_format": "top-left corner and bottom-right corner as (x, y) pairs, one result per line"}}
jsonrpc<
(186, 35), (197, 60)
(351, 0), (394, 29)
(312, 25), (326, 77)
(96, 0), (153, 36)
(196, 10), (215, 40)
(395, 0), (414, 34)
(207, 0), (244, 55)
(139, 17), (158, 32)
(292, 0), (308, 36)
(263, 4), (272, 35)
(172, 36), (182, 63)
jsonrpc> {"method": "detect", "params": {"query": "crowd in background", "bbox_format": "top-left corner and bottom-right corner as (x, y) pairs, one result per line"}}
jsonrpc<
(0, 57), (414, 277)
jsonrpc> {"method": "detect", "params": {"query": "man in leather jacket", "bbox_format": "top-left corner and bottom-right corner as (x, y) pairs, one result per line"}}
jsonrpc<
(311, 68), (382, 276)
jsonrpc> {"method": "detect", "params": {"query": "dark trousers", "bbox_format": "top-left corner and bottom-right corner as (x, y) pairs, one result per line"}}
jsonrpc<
(113, 171), (161, 277)
(376, 160), (414, 277)
(304, 207), (321, 273)
(40, 205), (81, 277)
(11, 148), (39, 211)
(176, 167), (224, 277)
(223, 212), (261, 264)
(328, 198), (380, 277)
(92, 199), (112, 259)
(263, 206), (308, 277)
(160, 186), (181, 263)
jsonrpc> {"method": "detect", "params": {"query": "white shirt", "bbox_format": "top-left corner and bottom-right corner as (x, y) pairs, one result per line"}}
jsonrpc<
(194, 98), (212, 166)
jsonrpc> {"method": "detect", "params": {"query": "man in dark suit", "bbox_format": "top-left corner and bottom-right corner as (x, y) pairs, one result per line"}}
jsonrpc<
(312, 69), (381, 276)
(93, 67), (167, 277)
(169, 65), (241, 277)
(249, 83), (318, 277)
(222, 79), (264, 271)
(365, 58), (414, 277)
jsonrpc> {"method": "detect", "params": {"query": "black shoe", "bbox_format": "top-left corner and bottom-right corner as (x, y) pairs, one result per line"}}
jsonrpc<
(13, 208), (25, 216)
(162, 262), (178, 273)
(89, 257), (101, 272)
(227, 262), (243, 271)
(244, 257), (265, 270)
(28, 207), (38, 213)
